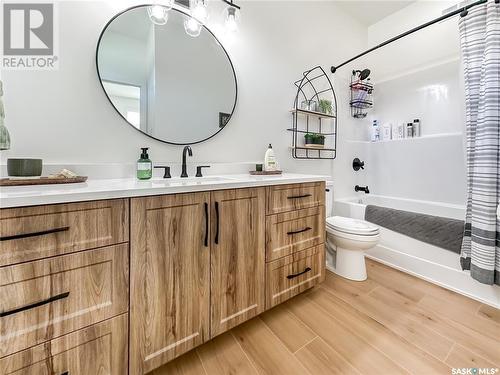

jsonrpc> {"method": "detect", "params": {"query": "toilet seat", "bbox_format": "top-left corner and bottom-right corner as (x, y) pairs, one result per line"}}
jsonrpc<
(327, 227), (380, 242)
(326, 216), (379, 236)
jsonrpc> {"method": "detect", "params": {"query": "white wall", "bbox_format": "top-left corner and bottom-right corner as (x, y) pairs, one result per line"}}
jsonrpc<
(0, 0), (367, 179)
(334, 0), (467, 205)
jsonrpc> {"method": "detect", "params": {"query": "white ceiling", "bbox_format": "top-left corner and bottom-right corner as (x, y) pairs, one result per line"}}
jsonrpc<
(334, 1), (416, 26)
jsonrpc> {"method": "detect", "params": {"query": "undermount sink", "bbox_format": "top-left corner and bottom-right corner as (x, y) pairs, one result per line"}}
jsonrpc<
(153, 176), (237, 184)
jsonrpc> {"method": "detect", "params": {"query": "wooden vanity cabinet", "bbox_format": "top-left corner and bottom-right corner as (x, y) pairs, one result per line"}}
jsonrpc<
(1, 181), (325, 375)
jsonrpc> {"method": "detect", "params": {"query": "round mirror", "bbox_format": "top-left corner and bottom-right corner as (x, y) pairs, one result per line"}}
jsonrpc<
(96, 5), (237, 145)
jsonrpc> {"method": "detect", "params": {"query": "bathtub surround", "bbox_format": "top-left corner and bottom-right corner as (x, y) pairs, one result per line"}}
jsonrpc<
(459, 0), (500, 286)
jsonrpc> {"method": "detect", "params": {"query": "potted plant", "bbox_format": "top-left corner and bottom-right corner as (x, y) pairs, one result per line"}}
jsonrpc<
(304, 133), (325, 147)
(304, 133), (315, 146)
(318, 99), (332, 115)
(314, 134), (325, 146)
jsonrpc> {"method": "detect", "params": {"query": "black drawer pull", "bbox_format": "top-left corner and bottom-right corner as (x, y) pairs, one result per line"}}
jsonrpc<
(287, 227), (312, 235)
(60, 372), (69, 375)
(0, 292), (70, 318)
(287, 267), (312, 280)
(287, 194), (312, 199)
(204, 202), (209, 247)
(0, 226), (70, 242)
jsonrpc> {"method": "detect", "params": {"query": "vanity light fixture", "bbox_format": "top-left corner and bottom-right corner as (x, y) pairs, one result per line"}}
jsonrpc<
(222, 0), (241, 33)
(184, 16), (202, 37)
(190, 0), (209, 24)
(148, 4), (170, 25)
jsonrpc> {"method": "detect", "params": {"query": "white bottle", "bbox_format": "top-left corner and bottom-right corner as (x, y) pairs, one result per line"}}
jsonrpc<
(371, 120), (380, 142)
(382, 124), (392, 141)
(413, 119), (421, 137)
(264, 144), (277, 171)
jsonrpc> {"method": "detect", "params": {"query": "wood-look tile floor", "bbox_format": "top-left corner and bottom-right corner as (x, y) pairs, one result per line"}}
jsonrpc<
(151, 259), (500, 375)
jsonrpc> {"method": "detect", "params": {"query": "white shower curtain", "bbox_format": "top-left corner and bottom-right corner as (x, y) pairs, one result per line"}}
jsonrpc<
(460, 0), (500, 285)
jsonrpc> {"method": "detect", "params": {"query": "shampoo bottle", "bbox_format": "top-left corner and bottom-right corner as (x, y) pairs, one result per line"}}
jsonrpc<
(137, 147), (152, 180)
(264, 144), (277, 171)
(371, 120), (380, 142)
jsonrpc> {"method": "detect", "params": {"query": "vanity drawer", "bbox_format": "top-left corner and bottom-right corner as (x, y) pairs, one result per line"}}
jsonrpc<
(266, 245), (325, 309)
(0, 314), (128, 375)
(266, 182), (325, 215)
(266, 206), (325, 262)
(0, 199), (129, 266)
(0, 244), (129, 357)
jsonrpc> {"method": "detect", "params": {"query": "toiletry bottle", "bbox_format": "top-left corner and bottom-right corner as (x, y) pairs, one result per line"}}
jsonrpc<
(137, 147), (152, 180)
(406, 123), (413, 138)
(413, 119), (421, 137)
(264, 144), (277, 171)
(371, 120), (380, 142)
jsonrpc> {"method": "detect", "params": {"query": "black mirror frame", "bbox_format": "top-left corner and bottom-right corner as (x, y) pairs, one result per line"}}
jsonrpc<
(95, 4), (238, 146)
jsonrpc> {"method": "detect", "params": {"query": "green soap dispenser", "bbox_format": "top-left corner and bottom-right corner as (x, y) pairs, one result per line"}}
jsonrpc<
(137, 147), (152, 180)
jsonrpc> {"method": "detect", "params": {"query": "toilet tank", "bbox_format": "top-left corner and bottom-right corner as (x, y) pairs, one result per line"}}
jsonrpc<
(325, 181), (334, 217)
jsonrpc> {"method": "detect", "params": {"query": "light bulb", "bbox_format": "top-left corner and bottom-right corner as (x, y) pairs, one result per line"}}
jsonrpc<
(148, 5), (169, 25)
(184, 17), (202, 37)
(224, 6), (240, 33)
(191, 0), (208, 24)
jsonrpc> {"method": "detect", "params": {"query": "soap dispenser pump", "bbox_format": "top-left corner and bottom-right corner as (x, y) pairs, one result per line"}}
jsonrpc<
(137, 147), (152, 180)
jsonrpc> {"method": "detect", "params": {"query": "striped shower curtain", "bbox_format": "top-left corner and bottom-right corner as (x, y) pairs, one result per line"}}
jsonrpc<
(460, 0), (500, 285)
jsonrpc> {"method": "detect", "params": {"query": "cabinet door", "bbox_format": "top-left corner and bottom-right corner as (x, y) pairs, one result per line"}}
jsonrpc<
(130, 193), (211, 375)
(211, 187), (265, 337)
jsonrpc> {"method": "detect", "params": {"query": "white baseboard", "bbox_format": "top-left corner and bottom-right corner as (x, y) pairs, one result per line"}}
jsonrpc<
(365, 244), (500, 309)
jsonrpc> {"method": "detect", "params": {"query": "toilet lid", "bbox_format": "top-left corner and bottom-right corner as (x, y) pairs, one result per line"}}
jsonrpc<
(326, 216), (379, 236)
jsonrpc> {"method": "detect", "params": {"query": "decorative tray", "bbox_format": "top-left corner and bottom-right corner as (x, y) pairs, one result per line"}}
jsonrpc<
(0, 176), (88, 186)
(249, 170), (283, 176)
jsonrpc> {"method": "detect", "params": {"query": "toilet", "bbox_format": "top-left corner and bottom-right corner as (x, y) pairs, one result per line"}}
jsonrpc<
(325, 183), (380, 281)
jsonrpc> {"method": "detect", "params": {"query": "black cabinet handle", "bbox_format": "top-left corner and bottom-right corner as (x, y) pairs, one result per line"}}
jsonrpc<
(287, 267), (312, 280)
(60, 372), (69, 375)
(287, 194), (312, 200)
(0, 226), (70, 242)
(204, 202), (209, 247)
(287, 227), (312, 235)
(215, 202), (220, 245)
(0, 292), (70, 318)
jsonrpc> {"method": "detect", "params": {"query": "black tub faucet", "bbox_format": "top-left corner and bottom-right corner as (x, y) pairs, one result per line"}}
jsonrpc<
(353, 158), (365, 171)
(355, 185), (370, 194)
(181, 146), (193, 178)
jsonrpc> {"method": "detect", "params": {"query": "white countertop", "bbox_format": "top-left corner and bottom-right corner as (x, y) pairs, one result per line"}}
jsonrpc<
(0, 173), (329, 208)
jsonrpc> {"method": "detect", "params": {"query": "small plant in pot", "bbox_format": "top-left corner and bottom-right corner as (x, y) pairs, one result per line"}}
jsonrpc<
(304, 133), (325, 147)
(318, 99), (333, 115)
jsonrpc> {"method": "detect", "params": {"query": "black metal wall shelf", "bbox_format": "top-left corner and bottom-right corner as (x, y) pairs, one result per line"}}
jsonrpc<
(290, 66), (338, 160)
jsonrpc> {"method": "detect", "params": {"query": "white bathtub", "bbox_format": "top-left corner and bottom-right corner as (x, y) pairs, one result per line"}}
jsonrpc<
(333, 195), (500, 308)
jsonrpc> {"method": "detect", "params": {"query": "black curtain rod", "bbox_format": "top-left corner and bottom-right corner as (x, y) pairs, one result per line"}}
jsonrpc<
(331, 0), (494, 74)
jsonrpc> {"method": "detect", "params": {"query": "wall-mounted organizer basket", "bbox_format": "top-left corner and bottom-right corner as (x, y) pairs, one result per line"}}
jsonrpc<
(350, 70), (373, 118)
(289, 66), (337, 160)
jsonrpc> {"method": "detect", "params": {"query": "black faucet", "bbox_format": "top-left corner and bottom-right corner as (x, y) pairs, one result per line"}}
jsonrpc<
(355, 185), (370, 194)
(181, 146), (193, 178)
(353, 158), (365, 171)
